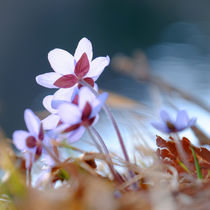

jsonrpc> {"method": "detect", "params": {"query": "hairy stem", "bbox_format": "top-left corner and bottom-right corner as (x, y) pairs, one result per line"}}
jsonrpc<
(87, 127), (121, 182)
(90, 127), (122, 182)
(173, 133), (191, 174)
(79, 80), (138, 189)
(79, 79), (130, 163)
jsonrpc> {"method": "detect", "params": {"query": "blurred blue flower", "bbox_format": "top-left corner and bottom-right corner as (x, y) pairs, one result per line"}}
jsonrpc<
(151, 110), (196, 133)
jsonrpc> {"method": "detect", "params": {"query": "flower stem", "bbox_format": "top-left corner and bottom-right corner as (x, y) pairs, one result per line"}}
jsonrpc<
(87, 126), (121, 183)
(79, 80), (138, 190)
(173, 133), (191, 174)
(79, 79), (130, 163)
(42, 143), (60, 164)
(86, 128), (103, 153)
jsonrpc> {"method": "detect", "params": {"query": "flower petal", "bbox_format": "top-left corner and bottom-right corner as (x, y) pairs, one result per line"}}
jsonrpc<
(48, 48), (75, 75)
(78, 87), (96, 111)
(67, 126), (86, 143)
(54, 74), (78, 88)
(42, 114), (60, 130)
(86, 56), (110, 81)
(52, 88), (76, 109)
(36, 72), (61, 88)
(58, 103), (81, 124)
(188, 117), (197, 127)
(43, 95), (57, 114)
(81, 102), (92, 121)
(159, 110), (172, 123)
(90, 92), (108, 118)
(74, 37), (93, 62)
(74, 53), (90, 78)
(175, 110), (189, 130)
(151, 122), (170, 133)
(24, 109), (41, 135)
(13, 130), (29, 151)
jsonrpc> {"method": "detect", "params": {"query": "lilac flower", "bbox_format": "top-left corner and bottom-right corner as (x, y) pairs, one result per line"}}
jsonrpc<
(36, 37), (110, 96)
(42, 84), (98, 130)
(13, 109), (45, 167)
(55, 87), (108, 143)
(41, 88), (77, 130)
(151, 110), (196, 133)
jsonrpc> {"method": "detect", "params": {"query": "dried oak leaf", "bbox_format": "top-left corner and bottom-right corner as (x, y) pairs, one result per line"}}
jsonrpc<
(156, 136), (210, 178)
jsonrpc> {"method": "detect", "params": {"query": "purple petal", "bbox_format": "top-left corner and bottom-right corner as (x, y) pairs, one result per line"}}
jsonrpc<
(53, 74), (78, 88)
(159, 110), (172, 123)
(188, 117), (197, 127)
(175, 110), (189, 130)
(13, 130), (29, 151)
(36, 72), (61, 88)
(58, 103), (81, 124)
(86, 56), (110, 81)
(42, 114), (60, 130)
(24, 109), (41, 135)
(48, 48), (75, 75)
(90, 92), (108, 118)
(151, 122), (170, 133)
(43, 95), (57, 114)
(67, 126), (86, 143)
(74, 37), (93, 62)
(74, 53), (90, 78)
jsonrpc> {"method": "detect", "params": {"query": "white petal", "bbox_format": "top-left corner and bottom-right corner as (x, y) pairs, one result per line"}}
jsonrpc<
(93, 83), (99, 92)
(78, 87), (96, 110)
(24, 109), (41, 135)
(48, 48), (75, 75)
(74, 37), (93, 62)
(13, 130), (29, 151)
(43, 95), (57, 114)
(90, 92), (108, 117)
(52, 88), (76, 109)
(67, 126), (86, 143)
(36, 72), (61, 88)
(86, 56), (110, 80)
(58, 103), (81, 124)
(42, 114), (60, 130)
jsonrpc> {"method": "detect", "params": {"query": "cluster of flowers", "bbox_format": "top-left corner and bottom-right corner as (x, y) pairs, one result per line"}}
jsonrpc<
(12, 37), (197, 184)
(13, 38), (110, 168)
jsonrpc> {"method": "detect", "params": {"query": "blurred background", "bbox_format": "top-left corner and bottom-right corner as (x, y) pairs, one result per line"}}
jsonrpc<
(0, 0), (210, 139)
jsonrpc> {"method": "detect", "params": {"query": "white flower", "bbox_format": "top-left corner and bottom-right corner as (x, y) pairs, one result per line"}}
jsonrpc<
(36, 37), (110, 98)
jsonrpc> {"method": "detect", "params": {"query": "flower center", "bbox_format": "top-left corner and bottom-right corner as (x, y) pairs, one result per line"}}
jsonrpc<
(166, 121), (176, 132)
(26, 136), (37, 148)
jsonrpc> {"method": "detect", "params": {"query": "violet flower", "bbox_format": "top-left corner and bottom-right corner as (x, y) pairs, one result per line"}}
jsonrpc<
(151, 110), (196, 133)
(41, 88), (77, 130)
(13, 109), (45, 167)
(36, 37), (110, 98)
(42, 83), (98, 130)
(55, 87), (108, 143)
